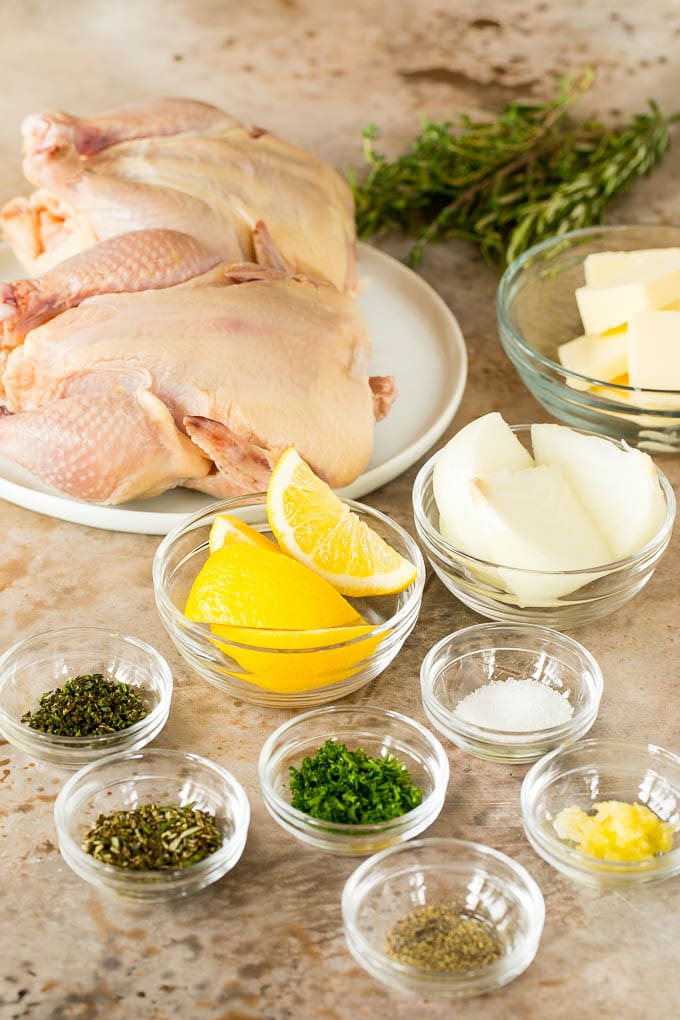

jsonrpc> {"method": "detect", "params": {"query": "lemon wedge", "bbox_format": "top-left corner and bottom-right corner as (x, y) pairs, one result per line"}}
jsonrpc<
(208, 513), (278, 554)
(266, 447), (417, 596)
(184, 542), (363, 629)
(210, 622), (381, 693)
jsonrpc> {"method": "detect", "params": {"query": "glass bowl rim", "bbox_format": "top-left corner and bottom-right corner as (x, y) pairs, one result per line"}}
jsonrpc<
(258, 703), (450, 834)
(341, 835), (545, 983)
(0, 626), (173, 748)
(521, 737), (680, 873)
(497, 222), (680, 398)
(420, 622), (604, 742)
(54, 746), (251, 881)
(412, 425), (676, 577)
(153, 492), (426, 651)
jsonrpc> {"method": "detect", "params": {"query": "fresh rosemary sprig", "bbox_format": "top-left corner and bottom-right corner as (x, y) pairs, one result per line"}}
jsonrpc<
(349, 71), (679, 267)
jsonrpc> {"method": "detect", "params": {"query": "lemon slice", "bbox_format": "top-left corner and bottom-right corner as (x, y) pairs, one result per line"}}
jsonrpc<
(208, 513), (278, 554)
(266, 447), (417, 596)
(184, 542), (363, 629)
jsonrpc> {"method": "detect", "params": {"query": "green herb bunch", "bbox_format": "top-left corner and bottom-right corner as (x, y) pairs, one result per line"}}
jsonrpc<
(21, 673), (148, 737)
(349, 70), (679, 268)
(82, 803), (223, 870)
(288, 738), (423, 824)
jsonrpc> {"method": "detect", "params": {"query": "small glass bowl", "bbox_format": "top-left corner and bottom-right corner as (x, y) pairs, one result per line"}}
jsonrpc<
(521, 739), (680, 886)
(420, 623), (603, 764)
(258, 705), (449, 856)
(0, 627), (173, 769)
(497, 224), (680, 454)
(341, 837), (545, 998)
(54, 747), (250, 900)
(153, 494), (425, 708)
(412, 426), (675, 628)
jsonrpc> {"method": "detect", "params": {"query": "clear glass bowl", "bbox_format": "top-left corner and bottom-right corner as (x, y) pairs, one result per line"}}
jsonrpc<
(341, 837), (545, 998)
(0, 627), (173, 769)
(497, 224), (680, 453)
(54, 747), (250, 900)
(420, 623), (603, 764)
(521, 739), (680, 886)
(153, 494), (425, 708)
(258, 705), (449, 856)
(412, 426), (675, 627)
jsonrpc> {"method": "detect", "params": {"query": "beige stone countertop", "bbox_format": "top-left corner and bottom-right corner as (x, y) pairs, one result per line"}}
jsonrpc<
(1, 2), (680, 1018)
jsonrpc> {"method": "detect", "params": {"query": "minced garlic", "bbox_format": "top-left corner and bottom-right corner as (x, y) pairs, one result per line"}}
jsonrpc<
(553, 800), (675, 863)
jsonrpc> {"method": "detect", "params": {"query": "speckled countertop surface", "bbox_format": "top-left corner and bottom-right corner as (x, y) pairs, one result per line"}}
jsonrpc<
(1, 2), (680, 1018)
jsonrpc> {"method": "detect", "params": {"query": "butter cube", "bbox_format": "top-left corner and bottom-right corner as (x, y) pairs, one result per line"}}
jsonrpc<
(558, 328), (628, 390)
(584, 248), (680, 286)
(628, 310), (680, 390)
(576, 261), (680, 335)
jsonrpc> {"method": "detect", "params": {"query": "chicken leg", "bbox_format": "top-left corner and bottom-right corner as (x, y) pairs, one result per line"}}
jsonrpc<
(0, 384), (211, 503)
(0, 229), (222, 349)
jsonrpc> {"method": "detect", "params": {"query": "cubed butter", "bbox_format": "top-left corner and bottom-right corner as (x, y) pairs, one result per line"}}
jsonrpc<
(584, 248), (680, 286)
(558, 327), (628, 390)
(628, 310), (680, 390)
(576, 259), (680, 335)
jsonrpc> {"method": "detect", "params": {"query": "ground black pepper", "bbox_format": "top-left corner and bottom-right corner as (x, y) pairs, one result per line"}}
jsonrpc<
(384, 904), (502, 971)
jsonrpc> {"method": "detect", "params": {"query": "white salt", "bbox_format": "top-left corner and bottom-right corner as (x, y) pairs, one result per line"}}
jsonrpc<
(454, 677), (574, 733)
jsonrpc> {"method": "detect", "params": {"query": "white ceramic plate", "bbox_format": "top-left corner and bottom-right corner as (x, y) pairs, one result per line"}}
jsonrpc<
(0, 241), (467, 534)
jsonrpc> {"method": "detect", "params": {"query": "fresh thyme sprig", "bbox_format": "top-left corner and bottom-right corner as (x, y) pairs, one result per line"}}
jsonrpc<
(348, 71), (679, 267)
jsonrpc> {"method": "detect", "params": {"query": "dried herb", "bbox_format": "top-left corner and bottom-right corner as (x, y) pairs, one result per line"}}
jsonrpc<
(288, 738), (423, 824)
(385, 904), (502, 972)
(21, 673), (148, 736)
(82, 802), (223, 869)
(349, 70), (680, 268)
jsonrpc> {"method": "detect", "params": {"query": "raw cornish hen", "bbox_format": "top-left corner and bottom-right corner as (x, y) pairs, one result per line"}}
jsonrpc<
(0, 228), (394, 504)
(1, 98), (357, 290)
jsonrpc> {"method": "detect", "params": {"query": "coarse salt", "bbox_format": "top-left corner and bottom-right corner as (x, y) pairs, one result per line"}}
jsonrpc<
(454, 677), (574, 733)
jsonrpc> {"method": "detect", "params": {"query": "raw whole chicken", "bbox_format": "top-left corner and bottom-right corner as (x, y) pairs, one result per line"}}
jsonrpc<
(0, 228), (395, 504)
(1, 98), (357, 290)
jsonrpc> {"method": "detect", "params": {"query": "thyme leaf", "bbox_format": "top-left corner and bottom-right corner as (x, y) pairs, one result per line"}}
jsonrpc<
(21, 673), (148, 736)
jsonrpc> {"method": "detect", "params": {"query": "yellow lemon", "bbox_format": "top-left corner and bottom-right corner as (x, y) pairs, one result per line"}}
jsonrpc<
(266, 447), (417, 596)
(184, 542), (363, 629)
(208, 513), (279, 554)
(211, 622), (384, 693)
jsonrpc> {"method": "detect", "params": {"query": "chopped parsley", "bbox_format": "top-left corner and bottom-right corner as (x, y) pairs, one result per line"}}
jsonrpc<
(289, 738), (423, 824)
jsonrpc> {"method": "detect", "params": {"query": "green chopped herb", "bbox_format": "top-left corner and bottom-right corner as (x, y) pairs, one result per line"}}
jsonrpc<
(21, 673), (148, 736)
(81, 802), (223, 869)
(349, 69), (680, 268)
(288, 738), (423, 824)
(385, 904), (502, 972)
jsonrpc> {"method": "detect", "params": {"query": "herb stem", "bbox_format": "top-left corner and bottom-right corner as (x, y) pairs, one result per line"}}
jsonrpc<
(350, 71), (678, 267)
